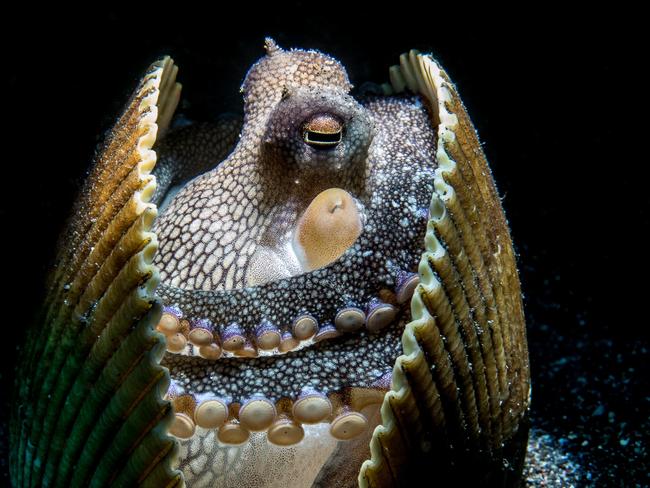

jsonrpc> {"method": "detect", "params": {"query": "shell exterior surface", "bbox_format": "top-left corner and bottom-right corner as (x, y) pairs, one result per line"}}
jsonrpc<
(10, 57), (182, 487)
(10, 42), (529, 488)
(360, 51), (530, 487)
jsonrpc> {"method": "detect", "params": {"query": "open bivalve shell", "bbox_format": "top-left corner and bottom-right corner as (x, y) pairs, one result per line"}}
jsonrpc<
(10, 44), (529, 488)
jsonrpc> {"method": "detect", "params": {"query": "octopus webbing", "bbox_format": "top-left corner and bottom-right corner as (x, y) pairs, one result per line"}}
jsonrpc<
(10, 39), (530, 488)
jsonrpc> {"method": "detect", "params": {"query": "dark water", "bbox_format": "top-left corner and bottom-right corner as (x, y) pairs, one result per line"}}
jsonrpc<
(2, 7), (645, 487)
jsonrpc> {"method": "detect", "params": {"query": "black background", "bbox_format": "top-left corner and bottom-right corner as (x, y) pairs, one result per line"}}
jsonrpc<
(1, 6), (645, 486)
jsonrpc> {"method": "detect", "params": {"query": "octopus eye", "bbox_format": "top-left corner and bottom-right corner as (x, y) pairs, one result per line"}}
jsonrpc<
(303, 113), (343, 148)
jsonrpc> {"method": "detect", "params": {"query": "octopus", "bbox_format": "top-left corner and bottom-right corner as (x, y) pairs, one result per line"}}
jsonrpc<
(10, 39), (530, 488)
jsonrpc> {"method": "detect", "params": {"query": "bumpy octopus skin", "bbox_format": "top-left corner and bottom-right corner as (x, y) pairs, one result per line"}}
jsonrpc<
(151, 40), (438, 486)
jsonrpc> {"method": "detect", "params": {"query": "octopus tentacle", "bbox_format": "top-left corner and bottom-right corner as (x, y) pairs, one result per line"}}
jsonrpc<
(153, 90), (435, 360)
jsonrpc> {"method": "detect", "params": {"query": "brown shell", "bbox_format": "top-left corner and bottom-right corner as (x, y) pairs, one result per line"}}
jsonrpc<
(10, 57), (183, 487)
(359, 52), (530, 487)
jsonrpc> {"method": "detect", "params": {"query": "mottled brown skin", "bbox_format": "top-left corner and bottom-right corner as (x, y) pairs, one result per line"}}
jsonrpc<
(152, 41), (439, 486)
(153, 116), (243, 210)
